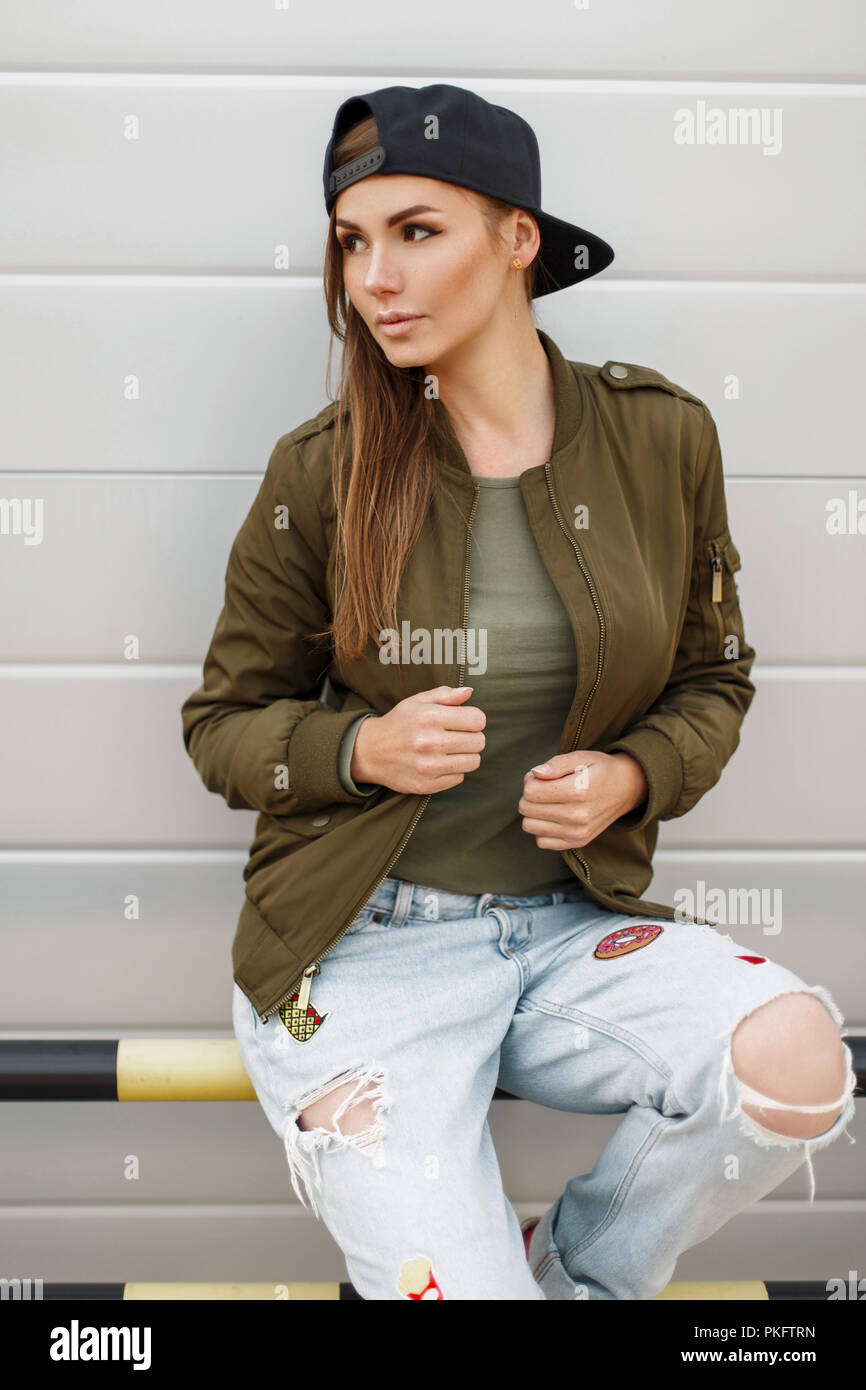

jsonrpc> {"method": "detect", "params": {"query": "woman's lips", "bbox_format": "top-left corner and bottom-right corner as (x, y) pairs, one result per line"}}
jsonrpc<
(378, 315), (424, 337)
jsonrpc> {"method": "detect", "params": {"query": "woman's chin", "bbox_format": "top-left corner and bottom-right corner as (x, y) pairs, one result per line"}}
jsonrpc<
(379, 340), (429, 367)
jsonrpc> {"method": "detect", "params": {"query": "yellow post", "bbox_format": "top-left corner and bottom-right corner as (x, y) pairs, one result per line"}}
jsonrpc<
(653, 1281), (770, 1300)
(123, 1283), (342, 1300)
(116, 1040), (257, 1101)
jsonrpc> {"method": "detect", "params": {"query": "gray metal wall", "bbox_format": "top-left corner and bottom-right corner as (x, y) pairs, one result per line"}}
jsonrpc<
(0, 1), (864, 1284)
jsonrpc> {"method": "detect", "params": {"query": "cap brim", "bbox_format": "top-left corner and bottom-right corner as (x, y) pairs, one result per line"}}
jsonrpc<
(530, 208), (615, 297)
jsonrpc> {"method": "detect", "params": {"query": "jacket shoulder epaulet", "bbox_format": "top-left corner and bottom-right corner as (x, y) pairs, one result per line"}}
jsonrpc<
(282, 399), (342, 450)
(597, 360), (703, 407)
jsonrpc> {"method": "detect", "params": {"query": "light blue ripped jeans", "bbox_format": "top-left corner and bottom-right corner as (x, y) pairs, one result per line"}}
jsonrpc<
(231, 875), (858, 1301)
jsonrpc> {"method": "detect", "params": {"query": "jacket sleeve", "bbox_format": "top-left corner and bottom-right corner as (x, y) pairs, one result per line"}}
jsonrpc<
(181, 432), (379, 816)
(604, 403), (756, 829)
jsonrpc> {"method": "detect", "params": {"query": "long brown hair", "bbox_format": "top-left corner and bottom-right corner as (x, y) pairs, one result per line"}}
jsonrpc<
(313, 112), (541, 665)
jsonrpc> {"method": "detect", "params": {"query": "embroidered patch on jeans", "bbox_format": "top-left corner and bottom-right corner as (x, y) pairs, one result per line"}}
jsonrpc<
(277, 993), (329, 1042)
(397, 1255), (443, 1300)
(594, 924), (664, 959)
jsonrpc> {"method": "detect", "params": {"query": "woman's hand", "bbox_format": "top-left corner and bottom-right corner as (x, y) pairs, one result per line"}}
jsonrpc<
(350, 685), (486, 795)
(518, 750), (649, 851)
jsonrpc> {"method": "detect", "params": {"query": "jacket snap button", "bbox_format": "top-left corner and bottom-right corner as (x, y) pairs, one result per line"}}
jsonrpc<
(312, 814), (331, 827)
(608, 363), (629, 379)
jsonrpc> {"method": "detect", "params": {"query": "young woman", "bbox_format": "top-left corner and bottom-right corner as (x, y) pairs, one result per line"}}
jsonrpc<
(182, 83), (858, 1301)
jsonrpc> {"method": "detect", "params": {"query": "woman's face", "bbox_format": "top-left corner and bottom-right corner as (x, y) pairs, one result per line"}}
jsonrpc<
(334, 173), (537, 366)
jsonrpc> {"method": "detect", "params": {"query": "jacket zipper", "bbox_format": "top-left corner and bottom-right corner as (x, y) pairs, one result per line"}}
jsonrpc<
(543, 462), (606, 888)
(258, 484), (482, 1023)
(544, 461), (700, 928)
(709, 541), (724, 648)
(710, 546), (723, 603)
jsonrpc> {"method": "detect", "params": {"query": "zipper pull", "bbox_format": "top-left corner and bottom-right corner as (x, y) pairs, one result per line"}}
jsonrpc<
(296, 964), (319, 1013)
(711, 553), (723, 603)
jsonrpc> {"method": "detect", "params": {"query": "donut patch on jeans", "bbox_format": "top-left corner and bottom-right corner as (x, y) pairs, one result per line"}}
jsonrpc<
(593, 924), (664, 959)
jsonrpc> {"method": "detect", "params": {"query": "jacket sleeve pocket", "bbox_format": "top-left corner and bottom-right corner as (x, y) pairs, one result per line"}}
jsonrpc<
(703, 527), (745, 665)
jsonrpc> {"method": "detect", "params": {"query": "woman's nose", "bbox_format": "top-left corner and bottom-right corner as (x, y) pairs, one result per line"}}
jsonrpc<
(364, 251), (403, 294)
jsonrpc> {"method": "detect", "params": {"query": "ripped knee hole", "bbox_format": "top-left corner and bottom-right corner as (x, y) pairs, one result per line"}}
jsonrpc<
(730, 990), (854, 1139)
(298, 1077), (379, 1137)
(291, 1063), (391, 1155)
(279, 1065), (392, 1220)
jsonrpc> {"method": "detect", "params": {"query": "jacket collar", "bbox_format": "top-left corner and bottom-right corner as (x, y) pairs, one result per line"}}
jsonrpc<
(431, 328), (584, 484)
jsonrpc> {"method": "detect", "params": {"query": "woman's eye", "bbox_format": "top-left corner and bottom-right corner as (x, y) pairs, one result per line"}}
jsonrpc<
(404, 223), (438, 243)
(339, 224), (439, 254)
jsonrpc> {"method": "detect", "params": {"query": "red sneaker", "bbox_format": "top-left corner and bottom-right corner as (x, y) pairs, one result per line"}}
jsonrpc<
(521, 1216), (540, 1260)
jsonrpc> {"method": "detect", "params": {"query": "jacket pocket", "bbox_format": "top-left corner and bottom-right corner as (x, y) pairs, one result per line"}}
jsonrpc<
(703, 527), (743, 663)
(241, 800), (374, 884)
(268, 800), (372, 839)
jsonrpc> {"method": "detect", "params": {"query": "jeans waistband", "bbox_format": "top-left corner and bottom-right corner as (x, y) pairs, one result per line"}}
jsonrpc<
(363, 875), (587, 923)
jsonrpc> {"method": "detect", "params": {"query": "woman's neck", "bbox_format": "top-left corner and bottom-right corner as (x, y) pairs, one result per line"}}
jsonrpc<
(427, 325), (557, 479)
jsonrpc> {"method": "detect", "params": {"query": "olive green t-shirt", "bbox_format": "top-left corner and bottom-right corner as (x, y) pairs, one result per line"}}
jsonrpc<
(337, 474), (579, 894)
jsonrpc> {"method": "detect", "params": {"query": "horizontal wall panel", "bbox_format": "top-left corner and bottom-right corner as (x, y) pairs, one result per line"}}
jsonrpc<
(666, 671), (866, 848)
(1, 81), (864, 276)
(0, 281), (334, 475)
(0, 671), (862, 848)
(0, 1200), (863, 1284)
(0, 475), (263, 662)
(0, 856), (244, 1029)
(730, 482), (866, 665)
(1, 2), (864, 79)
(0, 280), (863, 478)
(0, 856), (864, 1029)
(2, 472), (863, 664)
(0, 1096), (860, 1206)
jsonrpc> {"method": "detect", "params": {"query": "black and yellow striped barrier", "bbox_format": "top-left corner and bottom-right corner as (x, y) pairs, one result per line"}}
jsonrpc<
(27, 1279), (843, 1300)
(0, 1040), (258, 1101)
(1, 1036), (865, 1101)
(5, 1043), (860, 1308)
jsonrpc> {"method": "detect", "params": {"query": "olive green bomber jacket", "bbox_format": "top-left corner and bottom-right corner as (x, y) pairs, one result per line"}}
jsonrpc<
(180, 329), (756, 1022)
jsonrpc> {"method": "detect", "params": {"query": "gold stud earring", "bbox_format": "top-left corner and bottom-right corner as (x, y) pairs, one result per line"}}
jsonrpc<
(512, 258), (522, 268)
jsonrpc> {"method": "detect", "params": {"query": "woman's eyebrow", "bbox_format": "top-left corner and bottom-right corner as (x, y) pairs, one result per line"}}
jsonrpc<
(336, 204), (443, 232)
